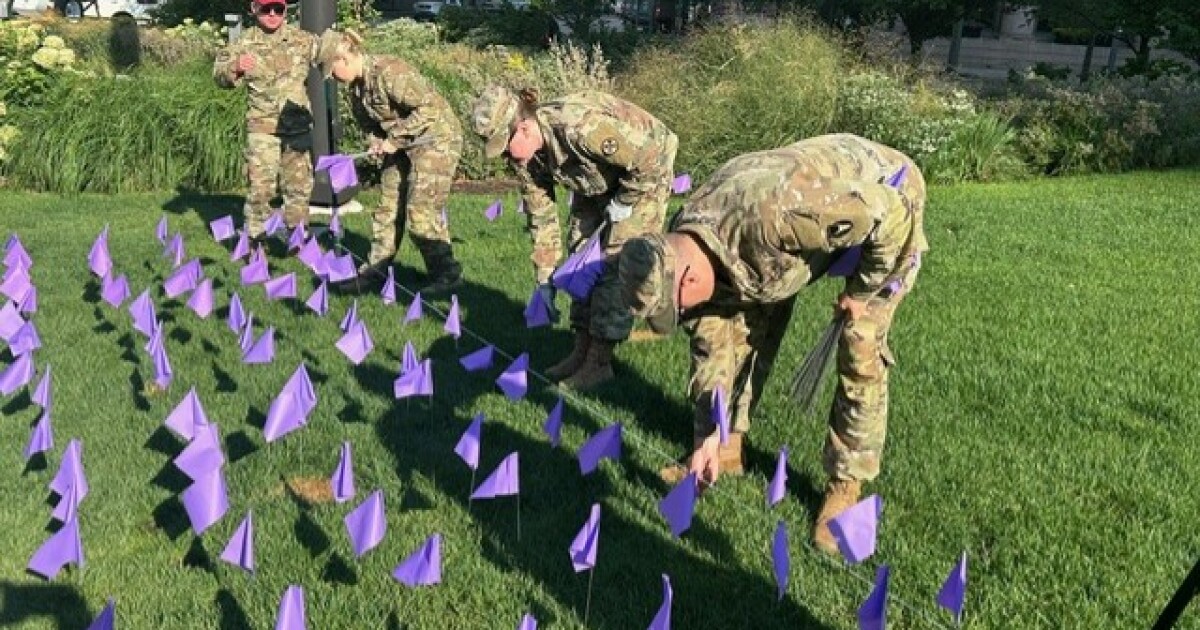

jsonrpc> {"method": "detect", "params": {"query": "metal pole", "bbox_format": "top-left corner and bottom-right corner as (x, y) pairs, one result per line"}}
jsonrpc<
(301, 0), (358, 208)
(1153, 556), (1200, 630)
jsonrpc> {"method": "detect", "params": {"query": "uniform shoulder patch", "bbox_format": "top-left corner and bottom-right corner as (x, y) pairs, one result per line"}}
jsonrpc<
(600, 137), (619, 156)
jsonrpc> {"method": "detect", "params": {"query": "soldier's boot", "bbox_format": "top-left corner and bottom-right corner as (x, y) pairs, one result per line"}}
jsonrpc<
(421, 242), (463, 295)
(560, 338), (616, 390)
(545, 331), (591, 381)
(813, 479), (863, 556)
(659, 432), (745, 484)
(332, 260), (388, 295)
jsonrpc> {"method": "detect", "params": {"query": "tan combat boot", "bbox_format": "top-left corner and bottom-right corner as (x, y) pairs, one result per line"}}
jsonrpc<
(813, 479), (862, 556)
(545, 331), (591, 381)
(659, 432), (746, 484)
(561, 339), (616, 390)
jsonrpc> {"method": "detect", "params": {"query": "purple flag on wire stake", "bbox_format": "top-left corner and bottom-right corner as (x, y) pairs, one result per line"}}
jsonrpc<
(101, 273), (129, 308)
(459, 345), (494, 372)
(288, 224), (307, 251)
(155, 216), (168, 244)
(129, 290), (157, 338)
(578, 423), (621, 475)
(324, 253), (357, 283)
(336, 321), (374, 365)
(50, 439), (89, 508)
(381, 267), (396, 305)
(85, 598), (115, 630)
(444, 295), (461, 339)
(936, 552), (968, 625)
(24, 410), (53, 461)
(220, 511), (255, 573)
(0, 300), (22, 341)
(393, 359), (434, 399)
(658, 472), (697, 538)
(454, 413), (482, 471)
(152, 330), (173, 389)
(227, 292), (246, 333)
(243, 326), (276, 364)
(265, 273), (297, 300)
(0, 267), (31, 301)
(402, 341), (419, 374)
(329, 209), (343, 238)
(163, 259), (202, 298)
(859, 565), (890, 630)
(26, 514), (83, 580)
(231, 231), (251, 262)
(551, 233), (607, 301)
(263, 364), (317, 443)
(182, 467), (229, 535)
(263, 212), (285, 236)
(332, 442), (355, 503)
(828, 494), (882, 564)
(712, 385), (730, 445)
(517, 614), (537, 630)
(393, 533), (442, 587)
(543, 398), (564, 448)
(306, 281), (329, 316)
(297, 237), (323, 270)
(14, 284), (37, 315)
(496, 353), (529, 401)
(768, 446), (788, 508)
(238, 313), (255, 353)
(671, 173), (692, 194)
(316, 154), (359, 193)
(340, 300), (360, 333)
(405, 292), (423, 324)
(648, 574), (673, 630)
(9, 321), (41, 356)
(524, 286), (552, 328)
(484, 199), (502, 221)
(173, 423), (225, 481)
(773, 520), (790, 601)
(210, 216), (236, 241)
(32, 364), (50, 408)
(569, 503), (600, 572)
(164, 233), (185, 268)
(344, 489), (387, 557)
(88, 228), (112, 278)
(0, 352), (34, 395)
(275, 585), (307, 630)
(241, 253), (270, 286)
(5, 237), (32, 269)
(164, 386), (209, 442)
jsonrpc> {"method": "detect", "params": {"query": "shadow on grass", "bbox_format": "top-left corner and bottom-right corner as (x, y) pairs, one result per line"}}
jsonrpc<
(0, 581), (91, 629)
(215, 589), (253, 630)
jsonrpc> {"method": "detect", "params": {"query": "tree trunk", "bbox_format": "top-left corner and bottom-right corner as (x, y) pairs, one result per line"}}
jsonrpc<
(1080, 32), (1095, 83)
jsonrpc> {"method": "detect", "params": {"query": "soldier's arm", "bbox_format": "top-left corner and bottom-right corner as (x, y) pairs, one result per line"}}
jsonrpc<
(212, 44), (244, 88)
(845, 196), (908, 301)
(380, 71), (438, 142)
(516, 164), (562, 283)
(573, 113), (669, 207)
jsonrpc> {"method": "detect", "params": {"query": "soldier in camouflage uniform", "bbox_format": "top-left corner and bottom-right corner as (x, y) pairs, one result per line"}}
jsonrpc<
(471, 85), (678, 390)
(213, 0), (317, 238)
(315, 29), (464, 294)
(618, 134), (928, 554)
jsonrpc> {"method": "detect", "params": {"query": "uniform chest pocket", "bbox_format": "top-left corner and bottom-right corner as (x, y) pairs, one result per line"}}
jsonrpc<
(555, 160), (609, 196)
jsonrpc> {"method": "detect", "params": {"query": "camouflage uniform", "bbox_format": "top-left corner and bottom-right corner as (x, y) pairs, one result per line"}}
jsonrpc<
(213, 23), (317, 236)
(347, 54), (463, 283)
(621, 134), (928, 483)
(514, 91), (678, 342)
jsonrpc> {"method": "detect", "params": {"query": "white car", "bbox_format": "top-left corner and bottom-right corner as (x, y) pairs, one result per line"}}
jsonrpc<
(11, 0), (164, 22)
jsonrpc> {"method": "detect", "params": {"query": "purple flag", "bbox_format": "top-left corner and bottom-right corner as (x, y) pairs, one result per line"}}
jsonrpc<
(182, 468), (229, 535)
(0, 266), (31, 300)
(275, 585), (306, 630)
(336, 321), (374, 365)
(243, 326), (276, 364)
(323, 253), (356, 283)
(569, 503), (600, 572)
(32, 364), (50, 408)
(163, 258), (202, 298)
(14, 283), (36, 314)
(828, 246), (863, 278)
(297, 237), (323, 271)
(578, 424), (622, 475)
(444, 295), (461, 339)
(129, 290), (157, 338)
(648, 574), (673, 630)
(523, 286), (552, 328)
(543, 398), (564, 448)
(155, 216), (168, 244)
(263, 365), (317, 442)
(0, 352), (34, 395)
(332, 442), (355, 503)
(187, 278), (215, 318)
(5, 238), (32, 269)
(393, 534), (442, 587)
(381, 267), (396, 305)
(24, 410), (53, 460)
(263, 212), (285, 236)
(329, 209), (342, 238)
(772, 520), (790, 601)
(712, 385), (730, 445)
(402, 341), (420, 376)
(340, 300), (360, 333)
(317, 154), (359, 193)
(164, 233), (185, 268)
(496, 353), (529, 401)
(100, 273), (130, 308)
(858, 565), (890, 630)
(659, 472), (697, 538)
(393, 359), (433, 399)
(517, 614), (537, 630)
(265, 273), (297, 300)
(404, 292), (423, 324)
(165, 387), (209, 442)
(230, 231), (251, 262)
(306, 281), (329, 317)
(454, 413), (482, 471)
(828, 494), (882, 564)
(0, 300), (23, 341)
(345, 489), (387, 557)
(936, 552), (967, 625)
(26, 514), (83, 580)
(484, 199), (502, 221)
(288, 224), (307, 251)
(50, 439), (89, 501)
(152, 330), (173, 389)
(220, 511), (255, 573)
(240, 255), (269, 286)
(9, 321), (41, 356)
(887, 164), (909, 188)
(88, 229), (112, 278)
(238, 313), (256, 353)
(85, 598), (115, 630)
(767, 446), (788, 508)
(227, 293), (246, 333)
(173, 423), (225, 481)
(210, 216), (236, 241)
(459, 345), (494, 372)
(671, 173), (692, 194)
(551, 233), (607, 301)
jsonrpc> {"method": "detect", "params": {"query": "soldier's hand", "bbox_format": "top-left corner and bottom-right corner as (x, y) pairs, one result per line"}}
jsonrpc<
(689, 432), (721, 490)
(369, 138), (398, 156)
(836, 293), (868, 322)
(235, 53), (256, 75)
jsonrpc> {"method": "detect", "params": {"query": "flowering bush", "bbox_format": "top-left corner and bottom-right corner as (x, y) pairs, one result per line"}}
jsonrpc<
(0, 20), (79, 107)
(0, 101), (18, 168)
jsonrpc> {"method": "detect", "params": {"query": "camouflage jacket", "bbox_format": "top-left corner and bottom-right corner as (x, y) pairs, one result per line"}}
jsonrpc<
(348, 54), (462, 149)
(213, 23), (317, 136)
(517, 90), (677, 217)
(673, 134), (929, 304)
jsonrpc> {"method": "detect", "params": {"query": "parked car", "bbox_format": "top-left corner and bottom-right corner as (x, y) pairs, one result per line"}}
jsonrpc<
(11, 0), (164, 22)
(477, 0), (531, 10)
(411, 0), (461, 22)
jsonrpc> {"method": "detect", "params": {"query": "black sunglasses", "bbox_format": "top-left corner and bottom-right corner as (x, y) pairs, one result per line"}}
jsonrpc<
(256, 4), (287, 15)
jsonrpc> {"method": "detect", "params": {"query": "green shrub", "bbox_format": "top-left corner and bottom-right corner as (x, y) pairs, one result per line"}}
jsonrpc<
(0, 20), (79, 107)
(151, 0), (244, 28)
(437, 7), (556, 50)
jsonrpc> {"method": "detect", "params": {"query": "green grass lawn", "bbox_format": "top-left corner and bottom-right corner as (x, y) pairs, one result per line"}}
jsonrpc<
(0, 171), (1198, 629)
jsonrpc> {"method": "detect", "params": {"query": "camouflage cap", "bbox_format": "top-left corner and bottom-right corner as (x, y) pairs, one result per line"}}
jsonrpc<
(619, 234), (678, 335)
(471, 85), (519, 159)
(315, 29), (347, 78)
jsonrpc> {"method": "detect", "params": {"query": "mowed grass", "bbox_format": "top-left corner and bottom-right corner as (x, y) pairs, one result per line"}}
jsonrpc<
(0, 171), (1198, 629)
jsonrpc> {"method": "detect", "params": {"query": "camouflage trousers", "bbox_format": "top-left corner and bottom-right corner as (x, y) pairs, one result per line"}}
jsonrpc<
(686, 262), (920, 483)
(370, 137), (462, 271)
(244, 132), (313, 237)
(567, 179), (672, 343)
